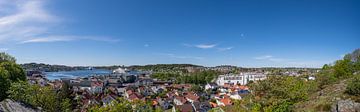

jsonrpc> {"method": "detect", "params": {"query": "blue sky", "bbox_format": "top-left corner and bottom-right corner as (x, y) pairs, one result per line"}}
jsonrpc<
(0, 0), (359, 67)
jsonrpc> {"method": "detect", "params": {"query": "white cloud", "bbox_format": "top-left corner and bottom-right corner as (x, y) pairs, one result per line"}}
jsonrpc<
(19, 35), (120, 44)
(0, 0), (117, 44)
(217, 47), (233, 51)
(183, 43), (217, 49)
(254, 55), (287, 62)
(0, 0), (56, 42)
(195, 44), (217, 49)
(254, 55), (273, 60)
(20, 36), (74, 43)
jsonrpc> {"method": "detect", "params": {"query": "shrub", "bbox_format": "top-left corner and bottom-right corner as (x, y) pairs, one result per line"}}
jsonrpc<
(345, 75), (360, 96)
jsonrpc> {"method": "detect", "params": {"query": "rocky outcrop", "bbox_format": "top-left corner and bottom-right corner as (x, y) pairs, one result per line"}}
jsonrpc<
(331, 99), (360, 112)
(0, 99), (40, 112)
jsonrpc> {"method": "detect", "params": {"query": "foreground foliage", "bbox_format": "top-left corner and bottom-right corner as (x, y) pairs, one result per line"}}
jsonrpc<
(89, 98), (156, 112)
(7, 81), (72, 112)
(244, 76), (318, 111)
(346, 75), (360, 96)
(0, 52), (26, 101)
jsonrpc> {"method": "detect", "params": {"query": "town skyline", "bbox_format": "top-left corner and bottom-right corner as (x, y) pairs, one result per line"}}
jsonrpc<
(1, 0), (359, 67)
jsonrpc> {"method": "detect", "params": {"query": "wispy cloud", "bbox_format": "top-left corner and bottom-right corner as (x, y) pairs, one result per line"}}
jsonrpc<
(254, 55), (287, 62)
(19, 35), (120, 44)
(254, 55), (273, 60)
(183, 43), (217, 49)
(217, 47), (233, 51)
(0, 0), (117, 44)
(157, 53), (204, 60)
(20, 36), (74, 44)
(195, 44), (217, 49)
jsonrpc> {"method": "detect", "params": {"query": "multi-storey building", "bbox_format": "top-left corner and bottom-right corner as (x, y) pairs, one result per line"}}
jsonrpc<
(216, 72), (267, 86)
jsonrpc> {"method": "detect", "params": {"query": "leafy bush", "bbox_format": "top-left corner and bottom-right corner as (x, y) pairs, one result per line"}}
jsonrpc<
(7, 82), (72, 112)
(333, 59), (353, 78)
(247, 76), (317, 111)
(345, 75), (360, 96)
(0, 53), (26, 101)
(316, 72), (337, 89)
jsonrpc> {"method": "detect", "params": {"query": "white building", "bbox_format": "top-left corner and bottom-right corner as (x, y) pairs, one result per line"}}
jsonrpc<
(216, 72), (267, 86)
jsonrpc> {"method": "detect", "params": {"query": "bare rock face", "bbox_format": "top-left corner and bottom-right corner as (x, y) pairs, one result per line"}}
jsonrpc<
(0, 99), (40, 112)
(331, 99), (360, 112)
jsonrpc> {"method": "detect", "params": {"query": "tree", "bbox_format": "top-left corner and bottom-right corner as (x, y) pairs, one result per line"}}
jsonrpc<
(0, 52), (26, 101)
(0, 62), (26, 82)
(0, 52), (16, 63)
(0, 67), (10, 101)
(333, 59), (353, 78)
(190, 84), (203, 93)
(322, 64), (330, 70)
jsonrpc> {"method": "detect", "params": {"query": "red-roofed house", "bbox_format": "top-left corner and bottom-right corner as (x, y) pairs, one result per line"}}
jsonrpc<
(91, 81), (104, 94)
(217, 98), (232, 106)
(184, 92), (199, 102)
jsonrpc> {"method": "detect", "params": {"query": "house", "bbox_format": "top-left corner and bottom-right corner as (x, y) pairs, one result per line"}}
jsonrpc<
(106, 78), (123, 86)
(167, 91), (176, 99)
(91, 81), (104, 94)
(209, 102), (218, 108)
(172, 84), (192, 91)
(229, 93), (241, 100)
(125, 90), (134, 98)
(71, 80), (91, 91)
(128, 93), (143, 101)
(173, 103), (193, 112)
(101, 94), (117, 106)
(116, 86), (127, 96)
(205, 83), (218, 90)
(185, 92), (199, 103)
(151, 86), (165, 94)
(137, 86), (153, 97)
(27, 76), (47, 86)
(217, 98), (232, 106)
(135, 78), (153, 86)
(26, 70), (44, 77)
(192, 102), (211, 112)
(157, 98), (171, 110)
(174, 96), (187, 105)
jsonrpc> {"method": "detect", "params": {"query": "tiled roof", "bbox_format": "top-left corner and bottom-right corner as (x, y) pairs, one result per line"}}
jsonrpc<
(175, 96), (187, 104)
(220, 98), (232, 106)
(176, 103), (193, 112)
(185, 92), (199, 101)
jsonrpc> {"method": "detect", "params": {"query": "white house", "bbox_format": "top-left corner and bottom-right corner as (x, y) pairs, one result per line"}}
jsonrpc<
(205, 83), (218, 90)
(216, 72), (267, 86)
